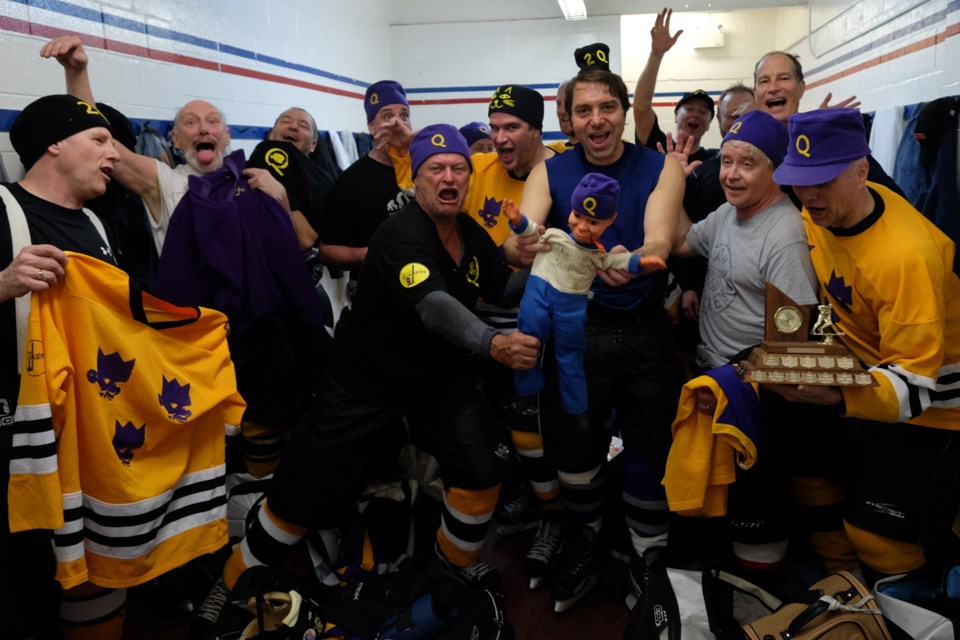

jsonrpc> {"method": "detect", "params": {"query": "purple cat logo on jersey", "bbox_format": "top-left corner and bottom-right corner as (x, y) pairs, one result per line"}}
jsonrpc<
(479, 196), (502, 227)
(158, 376), (193, 422)
(113, 420), (145, 466)
(825, 270), (853, 323)
(86, 348), (136, 400)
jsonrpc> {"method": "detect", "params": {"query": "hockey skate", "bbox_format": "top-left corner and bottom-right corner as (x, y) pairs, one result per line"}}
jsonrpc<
(524, 515), (565, 589)
(434, 544), (503, 592)
(494, 482), (540, 535)
(625, 547), (664, 610)
(550, 525), (603, 613)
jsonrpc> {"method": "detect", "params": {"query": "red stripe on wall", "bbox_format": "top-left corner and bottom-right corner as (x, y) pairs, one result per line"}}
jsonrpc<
(3, 15), (958, 105)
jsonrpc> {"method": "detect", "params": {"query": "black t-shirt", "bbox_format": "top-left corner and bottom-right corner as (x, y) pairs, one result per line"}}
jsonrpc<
(333, 201), (511, 400)
(247, 139), (335, 237)
(7, 183), (116, 264)
(642, 114), (718, 166)
(319, 154), (411, 248)
(0, 183), (117, 414)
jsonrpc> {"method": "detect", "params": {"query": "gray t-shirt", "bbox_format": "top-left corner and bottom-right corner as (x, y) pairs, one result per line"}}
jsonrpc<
(687, 197), (817, 368)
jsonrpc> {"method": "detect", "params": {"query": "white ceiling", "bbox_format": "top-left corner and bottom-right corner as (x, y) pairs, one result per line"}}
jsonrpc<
(391, 0), (807, 25)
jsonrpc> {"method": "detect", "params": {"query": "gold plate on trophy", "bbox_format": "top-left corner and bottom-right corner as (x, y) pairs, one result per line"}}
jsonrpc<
(773, 305), (803, 334)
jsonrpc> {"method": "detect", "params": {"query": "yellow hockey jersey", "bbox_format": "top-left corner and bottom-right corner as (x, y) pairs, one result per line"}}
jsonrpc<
(389, 148), (531, 248)
(803, 182), (960, 429)
(7, 253), (246, 589)
(663, 366), (760, 516)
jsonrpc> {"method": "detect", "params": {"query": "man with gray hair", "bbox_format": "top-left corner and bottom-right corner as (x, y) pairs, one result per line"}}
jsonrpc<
(669, 109), (815, 590)
(673, 108), (817, 369)
(768, 108), (960, 591)
(42, 35), (231, 254)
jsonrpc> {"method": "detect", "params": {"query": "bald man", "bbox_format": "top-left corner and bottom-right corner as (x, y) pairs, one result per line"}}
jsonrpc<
(43, 36), (231, 254)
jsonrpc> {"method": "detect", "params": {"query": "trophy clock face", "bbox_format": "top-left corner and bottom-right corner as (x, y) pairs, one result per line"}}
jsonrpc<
(773, 305), (803, 334)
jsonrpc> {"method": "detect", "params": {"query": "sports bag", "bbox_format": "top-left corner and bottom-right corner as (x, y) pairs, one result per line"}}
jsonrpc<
(743, 571), (892, 640)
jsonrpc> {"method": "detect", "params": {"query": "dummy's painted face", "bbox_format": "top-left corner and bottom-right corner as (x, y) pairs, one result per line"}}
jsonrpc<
(567, 210), (616, 243)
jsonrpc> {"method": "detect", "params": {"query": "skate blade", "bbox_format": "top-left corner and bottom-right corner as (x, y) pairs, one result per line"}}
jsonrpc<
(553, 572), (600, 613)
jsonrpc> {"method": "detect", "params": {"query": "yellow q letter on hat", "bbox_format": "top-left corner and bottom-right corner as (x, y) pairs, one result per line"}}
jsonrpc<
(431, 134), (446, 148)
(582, 196), (598, 217)
(729, 121), (743, 134)
(796, 135), (811, 158)
(370, 93), (380, 105)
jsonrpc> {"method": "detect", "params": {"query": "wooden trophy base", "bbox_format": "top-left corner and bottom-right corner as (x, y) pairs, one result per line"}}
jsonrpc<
(737, 285), (878, 387)
(739, 340), (877, 386)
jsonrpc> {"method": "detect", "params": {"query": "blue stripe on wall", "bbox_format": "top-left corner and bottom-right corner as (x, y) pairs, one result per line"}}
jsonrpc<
(7, 0), (370, 88)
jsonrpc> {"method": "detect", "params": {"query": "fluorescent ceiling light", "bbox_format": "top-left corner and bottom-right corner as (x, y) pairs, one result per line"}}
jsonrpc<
(558, 0), (587, 20)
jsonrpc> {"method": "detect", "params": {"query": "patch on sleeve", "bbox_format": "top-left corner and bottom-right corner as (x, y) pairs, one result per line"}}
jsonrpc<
(399, 263), (430, 288)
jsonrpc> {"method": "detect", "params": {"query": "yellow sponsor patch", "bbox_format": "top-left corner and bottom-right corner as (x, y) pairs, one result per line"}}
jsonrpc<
(399, 263), (430, 288)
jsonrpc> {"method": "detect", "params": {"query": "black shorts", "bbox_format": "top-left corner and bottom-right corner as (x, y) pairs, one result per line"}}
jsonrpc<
(229, 313), (302, 427)
(541, 307), (684, 471)
(787, 405), (960, 544)
(268, 373), (508, 529)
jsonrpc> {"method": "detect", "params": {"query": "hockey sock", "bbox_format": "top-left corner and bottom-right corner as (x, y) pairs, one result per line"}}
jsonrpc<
(59, 583), (126, 640)
(791, 476), (859, 572)
(621, 448), (669, 555)
(240, 420), (291, 478)
(510, 428), (562, 512)
(556, 464), (606, 532)
(224, 500), (307, 590)
(437, 485), (500, 567)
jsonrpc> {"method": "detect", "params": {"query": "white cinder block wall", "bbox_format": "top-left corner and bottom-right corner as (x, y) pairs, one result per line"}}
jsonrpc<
(390, 15), (621, 137)
(1, 0), (959, 179)
(0, 0), (394, 178)
(621, 8), (809, 150)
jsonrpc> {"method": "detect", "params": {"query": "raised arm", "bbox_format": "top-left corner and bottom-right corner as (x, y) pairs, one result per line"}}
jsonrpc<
(41, 35), (162, 218)
(640, 155), (685, 262)
(634, 8), (683, 146)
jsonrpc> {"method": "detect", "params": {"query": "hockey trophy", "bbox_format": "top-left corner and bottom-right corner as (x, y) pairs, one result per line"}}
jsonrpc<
(737, 284), (877, 387)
